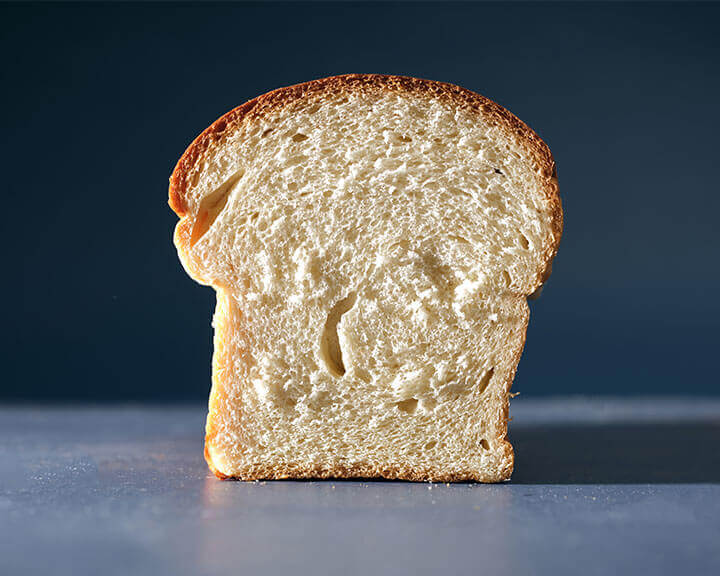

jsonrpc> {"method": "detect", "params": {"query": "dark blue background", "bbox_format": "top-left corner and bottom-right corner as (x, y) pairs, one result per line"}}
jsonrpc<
(2, 1), (718, 401)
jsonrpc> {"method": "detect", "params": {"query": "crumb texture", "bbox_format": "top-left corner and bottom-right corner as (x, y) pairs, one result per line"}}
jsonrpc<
(171, 75), (562, 482)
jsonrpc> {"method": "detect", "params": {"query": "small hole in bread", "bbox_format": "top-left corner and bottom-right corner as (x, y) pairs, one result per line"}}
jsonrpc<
(478, 367), (494, 395)
(395, 398), (418, 414)
(518, 233), (530, 250)
(486, 193), (503, 209)
(355, 368), (372, 383)
(448, 234), (471, 246)
(502, 270), (512, 286)
(494, 167), (504, 176)
(480, 439), (490, 450)
(421, 397), (437, 412)
(319, 292), (357, 377)
(261, 128), (273, 138)
(424, 440), (437, 450)
(449, 187), (472, 200)
(190, 170), (243, 246)
(291, 133), (309, 142)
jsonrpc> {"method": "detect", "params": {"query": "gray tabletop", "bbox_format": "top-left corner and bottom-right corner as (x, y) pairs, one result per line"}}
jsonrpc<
(2, 398), (719, 576)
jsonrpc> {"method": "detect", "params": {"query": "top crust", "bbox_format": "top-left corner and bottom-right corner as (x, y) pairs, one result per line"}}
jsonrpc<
(168, 74), (561, 247)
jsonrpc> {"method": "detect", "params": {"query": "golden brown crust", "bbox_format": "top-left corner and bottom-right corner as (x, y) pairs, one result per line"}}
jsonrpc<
(169, 74), (560, 219)
(170, 74), (562, 290)
(204, 442), (230, 480)
(170, 74), (561, 483)
(169, 97), (258, 217)
(207, 460), (510, 483)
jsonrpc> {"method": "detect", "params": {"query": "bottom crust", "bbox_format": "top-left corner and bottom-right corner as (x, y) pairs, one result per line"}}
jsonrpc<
(205, 439), (514, 483)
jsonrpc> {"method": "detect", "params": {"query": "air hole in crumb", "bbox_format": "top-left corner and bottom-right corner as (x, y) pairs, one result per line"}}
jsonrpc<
(398, 134), (412, 143)
(355, 368), (372, 383)
(487, 193), (503, 208)
(518, 234), (530, 249)
(291, 133), (309, 142)
(480, 439), (490, 450)
(287, 182), (298, 192)
(190, 169), (243, 246)
(450, 187), (472, 199)
(395, 398), (418, 414)
(424, 440), (437, 450)
(478, 367), (494, 395)
(250, 212), (259, 221)
(502, 270), (512, 286)
(421, 397), (438, 411)
(261, 128), (273, 138)
(494, 168), (504, 176)
(320, 292), (357, 377)
(448, 234), (471, 245)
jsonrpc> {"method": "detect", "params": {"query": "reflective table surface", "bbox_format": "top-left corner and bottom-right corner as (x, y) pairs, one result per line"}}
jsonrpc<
(2, 398), (719, 575)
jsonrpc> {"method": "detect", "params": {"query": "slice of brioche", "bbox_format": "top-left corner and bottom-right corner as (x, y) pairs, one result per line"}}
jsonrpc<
(169, 74), (562, 482)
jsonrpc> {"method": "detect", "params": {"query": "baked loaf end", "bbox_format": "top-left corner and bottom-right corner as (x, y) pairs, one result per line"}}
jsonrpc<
(169, 74), (562, 482)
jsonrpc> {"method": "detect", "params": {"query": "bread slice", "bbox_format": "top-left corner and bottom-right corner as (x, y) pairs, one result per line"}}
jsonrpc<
(169, 74), (562, 482)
